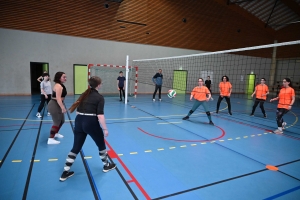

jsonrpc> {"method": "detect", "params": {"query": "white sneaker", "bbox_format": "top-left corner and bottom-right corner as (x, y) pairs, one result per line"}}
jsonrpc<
(282, 122), (287, 130)
(210, 97), (214, 101)
(55, 133), (64, 138)
(36, 112), (42, 118)
(159, 99), (161, 101)
(153, 99), (155, 102)
(47, 112), (51, 116)
(47, 138), (60, 144)
(273, 129), (283, 134)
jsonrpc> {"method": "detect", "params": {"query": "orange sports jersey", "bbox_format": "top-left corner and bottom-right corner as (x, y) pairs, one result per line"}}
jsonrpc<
(278, 87), (295, 109)
(255, 84), (269, 100)
(191, 86), (210, 101)
(219, 82), (232, 96)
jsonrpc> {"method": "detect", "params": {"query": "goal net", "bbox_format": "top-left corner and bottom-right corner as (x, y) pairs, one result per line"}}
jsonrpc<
(88, 64), (138, 97)
(132, 40), (300, 105)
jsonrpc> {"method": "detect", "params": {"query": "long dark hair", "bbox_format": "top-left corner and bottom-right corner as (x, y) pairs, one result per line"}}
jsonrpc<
(221, 76), (229, 81)
(53, 72), (65, 83)
(284, 78), (293, 87)
(69, 76), (102, 113)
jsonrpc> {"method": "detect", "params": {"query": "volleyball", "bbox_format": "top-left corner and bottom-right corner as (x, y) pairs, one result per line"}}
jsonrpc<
(168, 89), (176, 98)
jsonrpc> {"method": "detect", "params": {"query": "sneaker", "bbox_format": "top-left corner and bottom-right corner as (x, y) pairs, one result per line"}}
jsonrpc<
(47, 138), (60, 144)
(282, 122), (287, 130)
(273, 129), (283, 134)
(36, 112), (42, 118)
(47, 112), (51, 116)
(210, 97), (214, 101)
(216, 111), (219, 114)
(209, 121), (214, 125)
(153, 99), (155, 102)
(60, 171), (74, 181)
(55, 133), (64, 138)
(159, 99), (161, 101)
(264, 114), (267, 118)
(103, 163), (116, 172)
(182, 116), (189, 120)
(250, 114), (254, 116)
(119, 99), (122, 101)
(228, 112), (232, 115)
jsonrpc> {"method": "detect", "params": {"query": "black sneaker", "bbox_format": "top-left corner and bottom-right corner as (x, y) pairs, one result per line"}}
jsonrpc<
(182, 116), (189, 120)
(209, 121), (214, 125)
(103, 163), (116, 173)
(119, 99), (122, 101)
(228, 112), (232, 115)
(264, 114), (267, 118)
(216, 111), (218, 114)
(59, 171), (74, 182)
(250, 114), (254, 116)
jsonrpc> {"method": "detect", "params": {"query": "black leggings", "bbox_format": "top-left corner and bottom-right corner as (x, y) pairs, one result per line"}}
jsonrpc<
(153, 85), (162, 99)
(119, 86), (125, 100)
(276, 108), (289, 127)
(216, 96), (231, 112)
(251, 98), (266, 115)
(38, 94), (51, 112)
(71, 115), (106, 154)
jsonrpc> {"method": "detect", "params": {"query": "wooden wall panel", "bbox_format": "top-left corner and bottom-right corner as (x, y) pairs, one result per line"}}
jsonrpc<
(0, 0), (299, 58)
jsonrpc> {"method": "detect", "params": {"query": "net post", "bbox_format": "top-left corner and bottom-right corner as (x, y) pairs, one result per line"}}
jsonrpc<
(125, 55), (129, 104)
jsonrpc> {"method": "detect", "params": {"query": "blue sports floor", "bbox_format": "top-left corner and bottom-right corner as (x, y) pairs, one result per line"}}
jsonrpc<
(0, 94), (300, 200)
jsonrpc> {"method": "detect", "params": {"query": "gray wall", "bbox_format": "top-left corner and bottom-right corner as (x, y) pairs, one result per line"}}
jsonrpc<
(0, 28), (202, 95)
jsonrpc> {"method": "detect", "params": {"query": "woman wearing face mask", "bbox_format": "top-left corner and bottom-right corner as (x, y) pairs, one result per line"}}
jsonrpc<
(59, 76), (116, 181)
(270, 78), (295, 134)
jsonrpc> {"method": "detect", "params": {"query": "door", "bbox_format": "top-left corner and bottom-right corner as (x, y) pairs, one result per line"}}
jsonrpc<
(246, 74), (256, 94)
(74, 64), (88, 95)
(173, 70), (188, 94)
(30, 62), (49, 95)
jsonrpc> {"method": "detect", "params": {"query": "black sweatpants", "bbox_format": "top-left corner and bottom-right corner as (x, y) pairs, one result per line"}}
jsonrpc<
(38, 94), (51, 112)
(276, 108), (289, 127)
(153, 85), (162, 99)
(251, 98), (266, 115)
(119, 86), (125, 100)
(71, 115), (106, 154)
(216, 96), (231, 112)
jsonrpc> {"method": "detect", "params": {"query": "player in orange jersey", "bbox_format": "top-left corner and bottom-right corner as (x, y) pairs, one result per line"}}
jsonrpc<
(182, 78), (214, 125)
(216, 76), (232, 115)
(270, 78), (295, 134)
(250, 78), (269, 118)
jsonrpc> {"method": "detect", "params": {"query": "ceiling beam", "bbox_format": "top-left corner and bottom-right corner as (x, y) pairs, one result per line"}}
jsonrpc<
(280, 0), (300, 17)
(213, 0), (276, 36)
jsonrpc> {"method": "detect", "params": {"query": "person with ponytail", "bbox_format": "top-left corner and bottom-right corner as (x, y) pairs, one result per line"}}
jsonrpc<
(270, 78), (295, 134)
(60, 76), (116, 181)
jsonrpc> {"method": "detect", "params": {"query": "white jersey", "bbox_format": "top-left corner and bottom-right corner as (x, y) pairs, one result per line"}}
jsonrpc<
(40, 81), (52, 95)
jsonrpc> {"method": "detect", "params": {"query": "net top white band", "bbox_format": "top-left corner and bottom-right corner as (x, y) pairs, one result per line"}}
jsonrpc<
(133, 40), (300, 61)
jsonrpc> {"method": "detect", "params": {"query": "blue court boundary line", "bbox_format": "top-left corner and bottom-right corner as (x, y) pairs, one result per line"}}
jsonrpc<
(263, 185), (300, 200)
(0, 104), (35, 168)
(80, 149), (102, 200)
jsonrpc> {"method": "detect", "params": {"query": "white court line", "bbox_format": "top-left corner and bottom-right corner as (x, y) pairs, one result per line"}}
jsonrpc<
(157, 122), (182, 124)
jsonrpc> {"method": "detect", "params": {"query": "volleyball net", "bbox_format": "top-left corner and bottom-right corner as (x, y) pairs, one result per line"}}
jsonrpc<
(132, 40), (300, 105)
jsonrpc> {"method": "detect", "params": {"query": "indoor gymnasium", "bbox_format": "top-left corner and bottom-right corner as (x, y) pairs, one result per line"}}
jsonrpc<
(0, 1), (300, 200)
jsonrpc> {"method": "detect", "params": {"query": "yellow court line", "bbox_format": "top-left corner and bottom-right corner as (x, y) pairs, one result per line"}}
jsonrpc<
(191, 144), (197, 146)
(145, 150), (152, 153)
(130, 152), (138, 154)
(12, 160), (22, 162)
(169, 147), (176, 149)
(84, 156), (92, 159)
(48, 158), (58, 161)
(118, 154), (123, 156)
(157, 148), (164, 151)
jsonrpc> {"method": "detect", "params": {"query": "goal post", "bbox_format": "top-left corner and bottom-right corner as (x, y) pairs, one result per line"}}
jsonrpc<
(88, 64), (138, 98)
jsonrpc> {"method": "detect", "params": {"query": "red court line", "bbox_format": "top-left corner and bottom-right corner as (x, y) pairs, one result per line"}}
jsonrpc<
(138, 125), (226, 142)
(105, 140), (151, 200)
